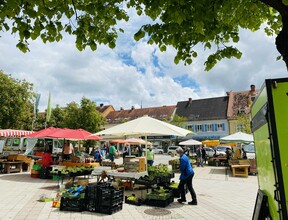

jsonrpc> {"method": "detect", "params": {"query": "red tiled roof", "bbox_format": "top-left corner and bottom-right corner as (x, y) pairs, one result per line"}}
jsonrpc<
(106, 105), (176, 124)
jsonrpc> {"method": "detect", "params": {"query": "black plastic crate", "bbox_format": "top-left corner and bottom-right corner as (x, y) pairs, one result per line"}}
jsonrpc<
(101, 196), (123, 207)
(144, 197), (172, 208)
(60, 197), (85, 212)
(39, 167), (52, 179)
(99, 188), (124, 200)
(95, 203), (123, 215)
(85, 183), (123, 212)
(170, 187), (188, 198)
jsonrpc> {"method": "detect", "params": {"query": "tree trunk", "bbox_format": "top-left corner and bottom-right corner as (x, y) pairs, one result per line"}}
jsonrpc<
(276, 25), (288, 71)
(260, 0), (288, 71)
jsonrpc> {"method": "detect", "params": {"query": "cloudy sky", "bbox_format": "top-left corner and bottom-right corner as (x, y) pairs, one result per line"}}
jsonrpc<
(0, 9), (287, 112)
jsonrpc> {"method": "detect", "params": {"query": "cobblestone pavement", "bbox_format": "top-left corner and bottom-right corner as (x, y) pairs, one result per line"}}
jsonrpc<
(0, 157), (258, 220)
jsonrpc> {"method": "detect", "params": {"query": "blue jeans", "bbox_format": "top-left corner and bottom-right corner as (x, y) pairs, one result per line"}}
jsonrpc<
(147, 160), (154, 166)
(109, 153), (115, 162)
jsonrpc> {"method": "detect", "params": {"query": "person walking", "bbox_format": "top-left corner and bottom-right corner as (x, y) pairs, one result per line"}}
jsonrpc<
(196, 146), (203, 167)
(201, 146), (207, 165)
(94, 147), (105, 165)
(146, 146), (155, 166)
(176, 147), (198, 205)
(109, 142), (117, 162)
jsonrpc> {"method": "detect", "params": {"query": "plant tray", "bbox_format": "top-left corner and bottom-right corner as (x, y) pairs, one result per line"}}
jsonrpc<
(125, 196), (144, 206)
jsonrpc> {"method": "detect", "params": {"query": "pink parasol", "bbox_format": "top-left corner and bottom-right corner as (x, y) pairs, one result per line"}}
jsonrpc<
(25, 127), (102, 140)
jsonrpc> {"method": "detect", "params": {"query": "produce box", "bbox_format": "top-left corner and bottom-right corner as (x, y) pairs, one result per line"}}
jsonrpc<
(32, 164), (42, 171)
(60, 197), (85, 212)
(125, 195), (145, 206)
(144, 196), (173, 208)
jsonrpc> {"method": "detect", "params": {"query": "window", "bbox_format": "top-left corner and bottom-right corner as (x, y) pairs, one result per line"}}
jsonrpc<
(217, 124), (224, 131)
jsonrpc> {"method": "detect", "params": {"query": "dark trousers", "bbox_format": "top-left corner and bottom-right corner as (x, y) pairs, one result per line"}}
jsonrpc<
(147, 160), (154, 166)
(178, 173), (197, 202)
(63, 154), (72, 160)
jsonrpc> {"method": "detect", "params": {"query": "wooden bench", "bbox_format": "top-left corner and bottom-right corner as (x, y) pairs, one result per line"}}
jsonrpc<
(230, 164), (250, 177)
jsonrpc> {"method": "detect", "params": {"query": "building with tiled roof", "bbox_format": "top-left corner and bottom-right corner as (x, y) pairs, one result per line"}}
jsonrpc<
(96, 104), (115, 118)
(226, 84), (259, 133)
(105, 105), (176, 125)
(175, 97), (229, 140)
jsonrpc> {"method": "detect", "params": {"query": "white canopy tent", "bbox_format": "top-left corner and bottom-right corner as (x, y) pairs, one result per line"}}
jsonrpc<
(179, 139), (202, 145)
(220, 132), (254, 143)
(91, 115), (193, 170)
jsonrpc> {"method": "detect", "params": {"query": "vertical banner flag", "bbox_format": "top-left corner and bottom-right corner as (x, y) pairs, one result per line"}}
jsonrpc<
(46, 92), (52, 122)
(35, 93), (41, 116)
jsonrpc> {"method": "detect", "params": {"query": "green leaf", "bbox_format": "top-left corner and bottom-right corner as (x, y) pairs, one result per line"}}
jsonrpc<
(186, 58), (192, 65)
(160, 45), (166, 52)
(282, 0), (288, 6)
(23, 30), (31, 39)
(134, 29), (145, 41)
(276, 55), (282, 61)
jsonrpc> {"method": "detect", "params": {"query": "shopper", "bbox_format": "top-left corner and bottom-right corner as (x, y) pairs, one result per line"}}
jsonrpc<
(94, 147), (105, 165)
(122, 144), (130, 161)
(196, 146), (203, 167)
(146, 146), (155, 166)
(201, 146), (207, 165)
(109, 142), (117, 162)
(176, 147), (197, 205)
(62, 140), (74, 160)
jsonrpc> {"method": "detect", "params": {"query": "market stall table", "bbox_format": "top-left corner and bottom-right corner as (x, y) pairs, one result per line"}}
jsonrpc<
(91, 166), (148, 188)
(1, 161), (23, 173)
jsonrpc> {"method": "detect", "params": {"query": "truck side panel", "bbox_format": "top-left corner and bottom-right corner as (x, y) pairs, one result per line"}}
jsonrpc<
(252, 78), (288, 219)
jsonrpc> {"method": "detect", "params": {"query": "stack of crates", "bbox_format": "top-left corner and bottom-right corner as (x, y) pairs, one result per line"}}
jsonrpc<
(86, 182), (124, 214)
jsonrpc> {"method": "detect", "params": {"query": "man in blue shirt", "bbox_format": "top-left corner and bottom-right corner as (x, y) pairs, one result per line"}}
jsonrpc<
(94, 147), (104, 165)
(176, 147), (198, 205)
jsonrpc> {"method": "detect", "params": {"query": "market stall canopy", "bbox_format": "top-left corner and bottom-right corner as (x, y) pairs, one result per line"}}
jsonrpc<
(0, 129), (34, 137)
(125, 138), (152, 145)
(91, 115), (193, 137)
(202, 139), (220, 147)
(179, 139), (202, 145)
(49, 128), (102, 140)
(109, 139), (128, 144)
(25, 127), (102, 140)
(25, 127), (61, 138)
(220, 132), (254, 143)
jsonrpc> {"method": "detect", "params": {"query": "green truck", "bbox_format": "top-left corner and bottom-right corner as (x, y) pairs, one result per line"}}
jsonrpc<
(251, 78), (288, 219)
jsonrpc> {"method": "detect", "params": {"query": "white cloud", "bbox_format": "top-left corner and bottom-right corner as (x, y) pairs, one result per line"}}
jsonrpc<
(0, 11), (287, 114)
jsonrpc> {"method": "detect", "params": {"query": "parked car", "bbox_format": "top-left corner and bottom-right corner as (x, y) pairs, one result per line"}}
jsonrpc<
(153, 146), (164, 154)
(167, 146), (180, 155)
(204, 147), (215, 158)
(242, 143), (255, 159)
(213, 146), (232, 156)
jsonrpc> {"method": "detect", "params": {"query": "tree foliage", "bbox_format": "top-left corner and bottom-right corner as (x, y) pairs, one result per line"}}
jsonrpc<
(236, 113), (251, 134)
(0, 0), (287, 70)
(63, 97), (105, 133)
(0, 71), (34, 129)
(169, 114), (188, 128)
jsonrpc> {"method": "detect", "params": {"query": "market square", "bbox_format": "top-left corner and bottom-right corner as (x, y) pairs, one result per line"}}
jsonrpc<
(0, 154), (258, 220)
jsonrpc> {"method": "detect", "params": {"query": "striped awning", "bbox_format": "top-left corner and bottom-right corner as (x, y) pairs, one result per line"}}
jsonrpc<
(0, 129), (35, 137)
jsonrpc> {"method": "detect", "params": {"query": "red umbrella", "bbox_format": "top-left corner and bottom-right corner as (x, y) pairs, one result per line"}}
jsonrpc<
(25, 127), (61, 138)
(25, 128), (102, 140)
(49, 128), (102, 140)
